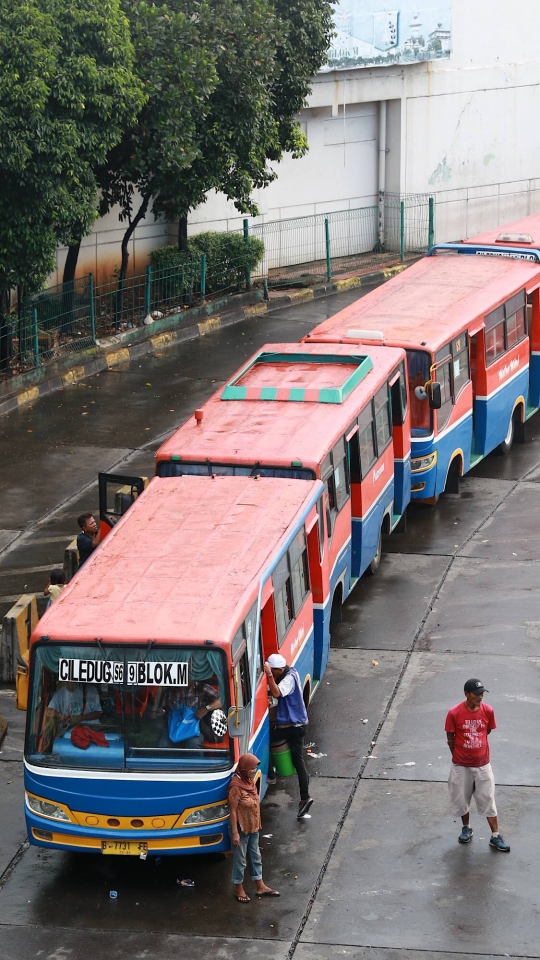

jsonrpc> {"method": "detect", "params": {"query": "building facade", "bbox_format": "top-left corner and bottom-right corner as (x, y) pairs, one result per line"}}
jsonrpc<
(51, 0), (540, 284)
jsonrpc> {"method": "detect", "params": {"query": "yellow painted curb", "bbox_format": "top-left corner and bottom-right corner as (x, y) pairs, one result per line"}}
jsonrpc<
(335, 277), (361, 291)
(62, 366), (86, 386)
(243, 303), (268, 318)
(383, 264), (409, 279)
(106, 348), (130, 367)
(197, 316), (221, 335)
(17, 387), (39, 407)
(151, 332), (177, 350)
(288, 288), (314, 303)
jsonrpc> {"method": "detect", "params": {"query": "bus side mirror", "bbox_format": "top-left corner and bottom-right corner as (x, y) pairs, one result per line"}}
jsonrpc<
(227, 706), (247, 738)
(426, 381), (442, 410)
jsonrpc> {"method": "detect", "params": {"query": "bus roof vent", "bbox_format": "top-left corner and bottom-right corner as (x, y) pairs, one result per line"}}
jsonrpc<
(221, 349), (373, 404)
(496, 233), (533, 244)
(345, 329), (384, 342)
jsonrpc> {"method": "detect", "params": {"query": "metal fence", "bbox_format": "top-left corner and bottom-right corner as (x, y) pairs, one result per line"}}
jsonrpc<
(248, 192), (434, 287)
(1, 193), (433, 381)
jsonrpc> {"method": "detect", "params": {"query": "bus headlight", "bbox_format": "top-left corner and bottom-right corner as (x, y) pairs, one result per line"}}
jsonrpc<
(411, 452), (437, 473)
(26, 793), (72, 822)
(181, 802), (229, 826)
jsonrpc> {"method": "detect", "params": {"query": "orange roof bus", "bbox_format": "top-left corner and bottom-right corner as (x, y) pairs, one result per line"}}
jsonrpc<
(155, 341), (411, 675)
(303, 252), (540, 501)
(24, 475), (326, 857)
(450, 211), (540, 409)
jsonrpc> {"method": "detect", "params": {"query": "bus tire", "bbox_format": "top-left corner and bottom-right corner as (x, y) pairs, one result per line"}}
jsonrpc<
(330, 587), (343, 625)
(366, 528), (382, 576)
(444, 457), (461, 495)
(498, 414), (514, 455)
(514, 407), (526, 444)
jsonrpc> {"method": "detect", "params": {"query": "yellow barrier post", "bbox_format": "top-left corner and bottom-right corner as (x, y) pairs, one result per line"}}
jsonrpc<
(1, 594), (38, 707)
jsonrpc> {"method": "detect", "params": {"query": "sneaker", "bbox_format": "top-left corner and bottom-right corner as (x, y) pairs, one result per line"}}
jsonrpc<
(297, 797), (314, 819)
(458, 825), (473, 844)
(489, 834), (510, 852)
(266, 774), (277, 785)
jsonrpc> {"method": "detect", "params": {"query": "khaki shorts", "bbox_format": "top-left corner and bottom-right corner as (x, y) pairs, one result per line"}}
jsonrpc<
(448, 762), (497, 818)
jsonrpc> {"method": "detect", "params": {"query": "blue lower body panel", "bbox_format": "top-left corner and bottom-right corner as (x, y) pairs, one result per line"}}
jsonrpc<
(351, 483), (394, 578)
(474, 369), (529, 456)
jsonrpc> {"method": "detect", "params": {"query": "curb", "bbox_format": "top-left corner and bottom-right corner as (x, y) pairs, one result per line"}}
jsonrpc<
(0, 262), (410, 417)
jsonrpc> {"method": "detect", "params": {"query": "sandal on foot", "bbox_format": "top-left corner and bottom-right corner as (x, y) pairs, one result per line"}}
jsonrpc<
(235, 894), (251, 902)
(256, 889), (280, 897)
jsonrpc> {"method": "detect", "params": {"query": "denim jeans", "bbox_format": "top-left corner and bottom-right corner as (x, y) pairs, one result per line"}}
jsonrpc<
(231, 829), (263, 884)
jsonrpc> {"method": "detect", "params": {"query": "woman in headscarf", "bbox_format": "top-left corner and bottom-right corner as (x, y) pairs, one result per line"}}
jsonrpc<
(228, 752), (280, 902)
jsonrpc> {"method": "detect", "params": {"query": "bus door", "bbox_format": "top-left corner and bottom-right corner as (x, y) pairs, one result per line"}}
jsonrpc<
(306, 501), (328, 681)
(98, 472), (148, 538)
(389, 361), (411, 517)
(528, 287), (540, 408)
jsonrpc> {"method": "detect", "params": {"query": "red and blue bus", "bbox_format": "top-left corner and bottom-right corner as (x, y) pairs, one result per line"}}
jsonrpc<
(304, 252), (540, 500)
(24, 475), (328, 856)
(451, 211), (540, 410)
(155, 341), (411, 673)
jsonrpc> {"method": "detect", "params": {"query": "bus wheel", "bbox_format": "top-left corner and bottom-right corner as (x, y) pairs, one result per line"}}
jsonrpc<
(498, 414), (514, 455)
(367, 528), (382, 575)
(514, 408), (526, 444)
(444, 458), (461, 495)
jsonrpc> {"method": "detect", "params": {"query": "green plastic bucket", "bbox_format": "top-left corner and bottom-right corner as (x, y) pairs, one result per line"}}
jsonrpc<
(270, 739), (296, 778)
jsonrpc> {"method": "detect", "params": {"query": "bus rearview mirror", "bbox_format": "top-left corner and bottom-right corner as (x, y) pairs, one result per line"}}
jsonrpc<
(227, 705), (247, 738)
(426, 381), (442, 410)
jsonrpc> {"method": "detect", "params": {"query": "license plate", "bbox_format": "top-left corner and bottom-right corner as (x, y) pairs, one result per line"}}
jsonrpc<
(102, 840), (148, 856)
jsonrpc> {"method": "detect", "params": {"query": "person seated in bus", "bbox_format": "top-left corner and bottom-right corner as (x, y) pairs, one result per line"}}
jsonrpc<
(39, 681), (102, 752)
(150, 679), (223, 749)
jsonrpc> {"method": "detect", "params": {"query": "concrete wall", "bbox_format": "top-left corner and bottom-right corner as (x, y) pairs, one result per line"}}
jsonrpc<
(51, 0), (540, 283)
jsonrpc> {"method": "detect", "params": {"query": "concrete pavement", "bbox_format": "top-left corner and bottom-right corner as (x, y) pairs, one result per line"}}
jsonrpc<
(1, 284), (540, 959)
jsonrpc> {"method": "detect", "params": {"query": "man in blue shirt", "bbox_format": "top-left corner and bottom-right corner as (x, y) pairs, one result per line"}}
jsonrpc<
(265, 653), (313, 819)
(76, 512), (101, 567)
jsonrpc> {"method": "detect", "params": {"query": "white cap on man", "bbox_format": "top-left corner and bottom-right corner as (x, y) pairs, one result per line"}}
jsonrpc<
(267, 653), (287, 668)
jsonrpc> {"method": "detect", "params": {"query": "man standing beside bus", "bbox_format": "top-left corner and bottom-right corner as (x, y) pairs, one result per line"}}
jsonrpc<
(445, 678), (510, 852)
(77, 513), (101, 567)
(265, 653), (313, 819)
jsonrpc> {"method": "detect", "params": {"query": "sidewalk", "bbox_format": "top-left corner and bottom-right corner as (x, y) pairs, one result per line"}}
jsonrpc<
(0, 262), (410, 418)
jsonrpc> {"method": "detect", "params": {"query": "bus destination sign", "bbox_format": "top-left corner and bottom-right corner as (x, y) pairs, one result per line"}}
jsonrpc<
(58, 658), (189, 686)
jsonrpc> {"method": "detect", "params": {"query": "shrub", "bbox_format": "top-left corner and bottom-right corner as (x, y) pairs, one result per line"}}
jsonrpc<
(149, 231), (265, 300)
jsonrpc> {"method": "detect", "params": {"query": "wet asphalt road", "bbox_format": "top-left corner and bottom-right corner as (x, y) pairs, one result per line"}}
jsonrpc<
(1, 286), (540, 960)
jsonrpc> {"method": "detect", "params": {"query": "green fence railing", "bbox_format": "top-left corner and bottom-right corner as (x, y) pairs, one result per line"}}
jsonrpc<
(245, 192), (433, 287)
(1, 193), (434, 380)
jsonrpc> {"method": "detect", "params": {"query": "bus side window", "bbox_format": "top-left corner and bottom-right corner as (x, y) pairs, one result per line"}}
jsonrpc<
(237, 651), (251, 710)
(374, 385), (392, 453)
(451, 334), (470, 397)
(289, 529), (310, 614)
(273, 554), (294, 645)
(358, 403), (377, 477)
(436, 344), (453, 430)
(390, 364), (407, 426)
(485, 305), (506, 365)
(316, 496), (325, 560)
(332, 437), (349, 511)
(505, 291), (527, 348)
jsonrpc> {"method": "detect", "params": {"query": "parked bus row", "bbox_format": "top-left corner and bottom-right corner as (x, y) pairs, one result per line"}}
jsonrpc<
(22, 212), (540, 858)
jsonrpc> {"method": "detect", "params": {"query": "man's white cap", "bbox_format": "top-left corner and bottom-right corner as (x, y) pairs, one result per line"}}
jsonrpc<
(267, 653), (287, 668)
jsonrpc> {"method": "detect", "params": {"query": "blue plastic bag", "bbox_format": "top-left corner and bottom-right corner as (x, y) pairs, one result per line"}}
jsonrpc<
(168, 705), (201, 743)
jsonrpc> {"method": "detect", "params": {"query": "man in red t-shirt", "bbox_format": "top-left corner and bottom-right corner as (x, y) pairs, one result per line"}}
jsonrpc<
(445, 678), (510, 852)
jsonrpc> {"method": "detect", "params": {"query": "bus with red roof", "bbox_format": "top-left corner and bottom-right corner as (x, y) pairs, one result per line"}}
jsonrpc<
(155, 341), (411, 660)
(304, 252), (540, 501)
(447, 210), (540, 409)
(24, 475), (326, 856)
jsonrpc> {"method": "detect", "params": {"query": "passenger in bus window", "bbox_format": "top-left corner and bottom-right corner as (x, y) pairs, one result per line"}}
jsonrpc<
(40, 681), (102, 751)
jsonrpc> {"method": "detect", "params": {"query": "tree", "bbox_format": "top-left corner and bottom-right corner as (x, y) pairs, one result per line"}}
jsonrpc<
(155, 0), (336, 248)
(0, 0), (144, 368)
(97, 0), (334, 290)
(96, 0), (220, 317)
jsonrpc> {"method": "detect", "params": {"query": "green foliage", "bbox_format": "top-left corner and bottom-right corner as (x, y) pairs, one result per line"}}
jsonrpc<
(150, 233), (265, 296)
(0, 0), (144, 365)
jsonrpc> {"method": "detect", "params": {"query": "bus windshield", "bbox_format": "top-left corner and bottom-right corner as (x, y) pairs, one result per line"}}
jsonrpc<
(157, 461), (315, 480)
(406, 349), (433, 437)
(26, 643), (231, 773)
